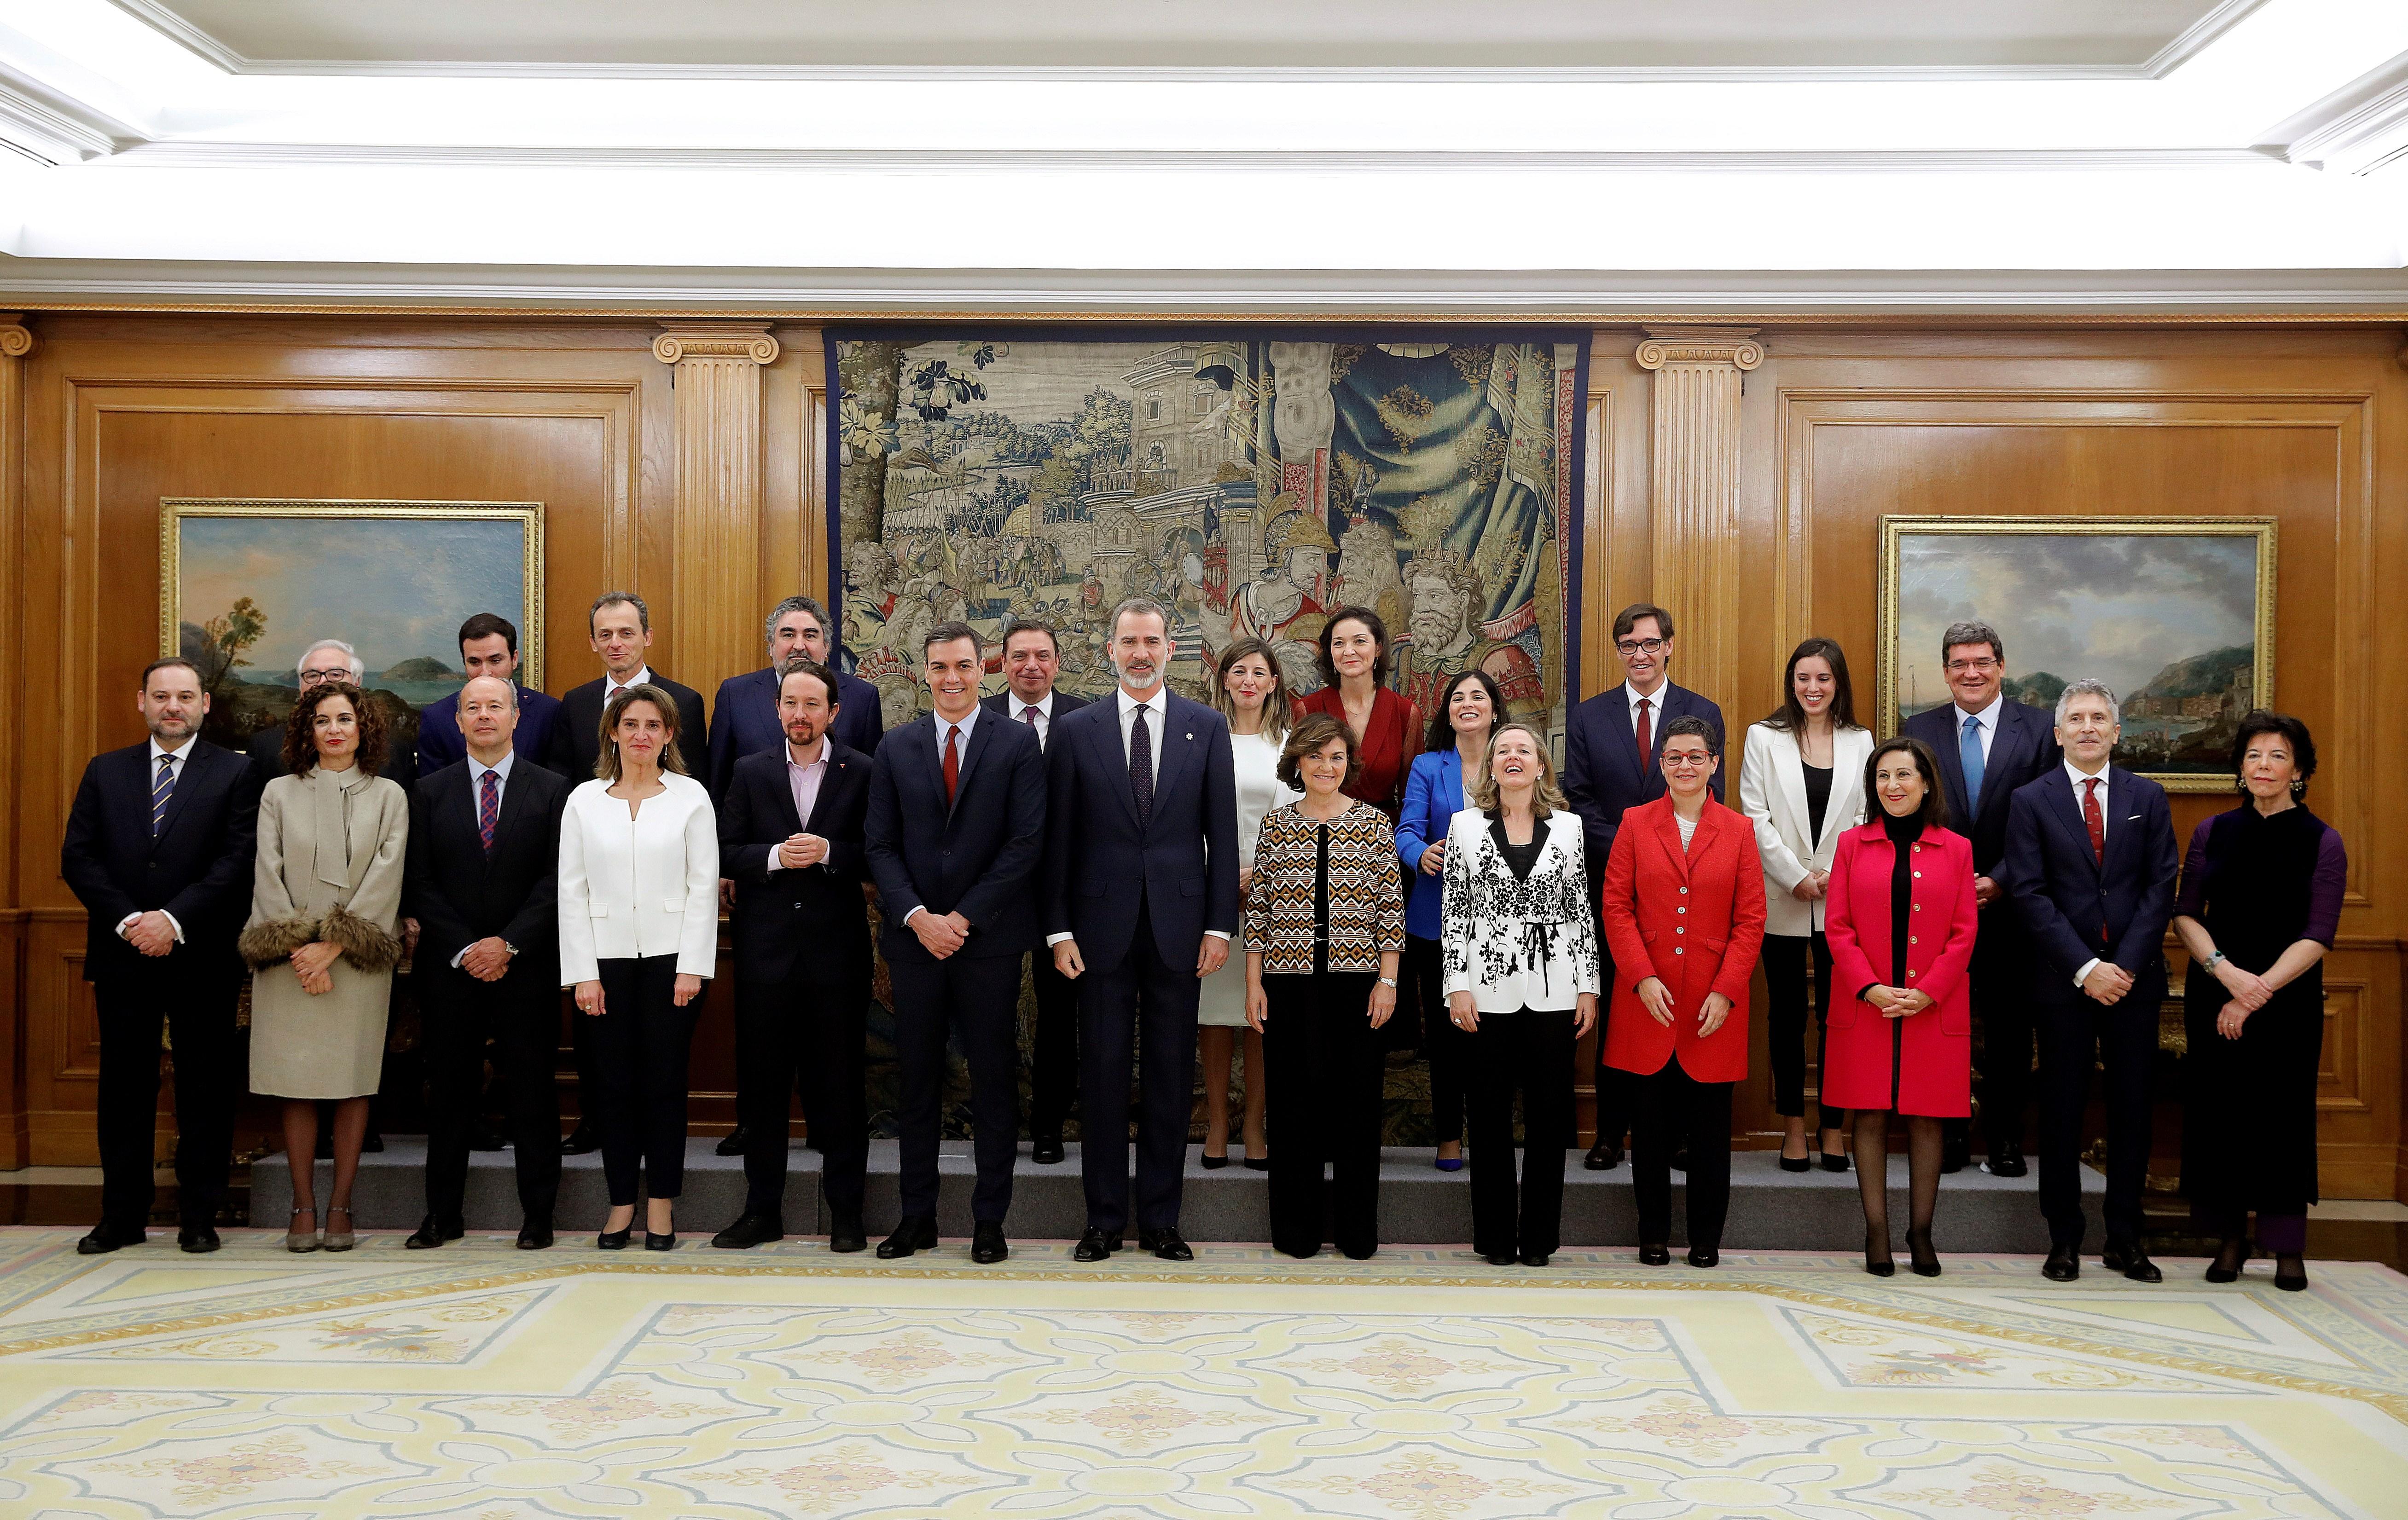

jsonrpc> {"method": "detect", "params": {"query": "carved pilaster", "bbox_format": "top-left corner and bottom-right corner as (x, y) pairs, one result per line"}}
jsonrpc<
(1636, 327), (1761, 711)
(655, 322), (779, 706)
(0, 315), (28, 1164)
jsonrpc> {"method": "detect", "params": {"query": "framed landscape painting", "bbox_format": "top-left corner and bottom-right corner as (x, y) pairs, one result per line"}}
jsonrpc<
(160, 498), (545, 756)
(1877, 516), (2275, 792)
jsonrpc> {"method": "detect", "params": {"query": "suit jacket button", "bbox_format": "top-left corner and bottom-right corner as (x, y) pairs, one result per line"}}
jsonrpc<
(1907, 969), (1917, 978)
(1677, 907), (1686, 914)
(1913, 871), (1922, 878)
(1679, 887), (1689, 895)
(1676, 927), (1684, 935)
(1674, 947), (1684, 955)
(1909, 936), (1918, 945)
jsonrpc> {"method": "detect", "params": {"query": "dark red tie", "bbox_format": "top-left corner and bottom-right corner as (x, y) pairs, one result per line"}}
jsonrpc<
(1634, 697), (1653, 771)
(2081, 777), (2105, 864)
(943, 723), (960, 807)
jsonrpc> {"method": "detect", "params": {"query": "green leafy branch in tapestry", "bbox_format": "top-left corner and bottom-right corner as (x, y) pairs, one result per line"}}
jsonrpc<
(903, 345), (1001, 423)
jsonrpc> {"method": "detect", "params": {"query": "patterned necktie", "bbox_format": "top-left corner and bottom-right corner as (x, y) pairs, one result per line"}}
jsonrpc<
(1633, 697), (1652, 775)
(1961, 712), (1986, 815)
(151, 755), (175, 838)
(2081, 776), (2105, 864)
(943, 723), (961, 807)
(478, 767), (500, 852)
(1129, 705), (1154, 827)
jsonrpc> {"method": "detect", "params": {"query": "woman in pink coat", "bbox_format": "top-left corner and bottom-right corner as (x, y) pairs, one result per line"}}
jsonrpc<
(1823, 736), (1979, 1278)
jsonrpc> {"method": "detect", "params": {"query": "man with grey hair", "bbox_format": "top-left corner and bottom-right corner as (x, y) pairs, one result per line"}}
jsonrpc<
(1044, 596), (1239, 1261)
(1900, 618), (2060, 1177)
(708, 595), (884, 801)
(2000, 677), (2177, 1283)
(246, 638), (417, 791)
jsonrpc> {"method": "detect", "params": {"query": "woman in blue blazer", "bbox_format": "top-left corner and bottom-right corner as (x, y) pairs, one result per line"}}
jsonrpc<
(1397, 669), (1508, 1170)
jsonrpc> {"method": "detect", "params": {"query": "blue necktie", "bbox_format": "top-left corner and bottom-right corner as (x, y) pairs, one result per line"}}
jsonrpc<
(1960, 713), (1985, 815)
(151, 755), (175, 837)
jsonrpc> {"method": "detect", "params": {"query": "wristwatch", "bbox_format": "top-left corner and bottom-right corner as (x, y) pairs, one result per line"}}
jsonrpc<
(1378, 977), (1398, 988)
(2201, 950), (2226, 970)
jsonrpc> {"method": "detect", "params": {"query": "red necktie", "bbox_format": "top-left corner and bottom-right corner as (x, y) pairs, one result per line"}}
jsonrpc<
(943, 723), (960, 807)
(1634, 697), (1653, 773)
(2082, 777), (2105, 863)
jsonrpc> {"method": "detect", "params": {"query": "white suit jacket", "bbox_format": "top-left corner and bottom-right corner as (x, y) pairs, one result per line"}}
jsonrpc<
(557, 772), (720, 983)
(1738, 720), (1873, 937)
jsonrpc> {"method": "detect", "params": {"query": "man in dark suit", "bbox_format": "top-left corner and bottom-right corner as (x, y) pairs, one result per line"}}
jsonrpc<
(1901, 618), (2063, 1177)
(708, 595), (883, 798)
(59, 657), (262, 1254)
(867, 622), (1047, 1263)
(246, 637), (417, 792)
(1561, 602), (1723, 1170)
(1046, 598), (1240, 1262)
(545, 590), (709, 783)
(415, 612), (567, 778)
(404, 676), (570, 1251)
(2001, 679), (2178, 1284)
(708, 658), (875, 1252)
(544, 590), (708, 1155)
(981, 617), (1090, 1163)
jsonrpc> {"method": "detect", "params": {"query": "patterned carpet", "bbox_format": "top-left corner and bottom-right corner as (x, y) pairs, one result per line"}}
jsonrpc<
(1, 1229), (2404, 1517)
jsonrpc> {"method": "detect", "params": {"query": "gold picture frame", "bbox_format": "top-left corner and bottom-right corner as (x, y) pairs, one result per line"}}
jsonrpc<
(1877, 515), (2276, 793)
(160, 497), (545, 751)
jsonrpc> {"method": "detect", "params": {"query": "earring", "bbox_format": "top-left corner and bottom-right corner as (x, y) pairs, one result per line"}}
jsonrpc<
(2291, 778), (2307, 798)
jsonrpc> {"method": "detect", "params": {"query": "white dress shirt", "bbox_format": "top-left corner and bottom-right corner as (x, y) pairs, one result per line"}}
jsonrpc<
(934, 703), (982, 764)
(1009, 691), (1055, 748)
(1953, 690), (2004, 765)
(1622, 679), (1668, 731)
(2066, 758), (2113, 987)
(452, 748), (519, 966)
(120, 737), (197, 944)
(603, 665), (655, 701)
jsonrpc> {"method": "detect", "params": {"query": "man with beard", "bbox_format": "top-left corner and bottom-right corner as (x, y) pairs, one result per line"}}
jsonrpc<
(1399, 552), (1545, 723)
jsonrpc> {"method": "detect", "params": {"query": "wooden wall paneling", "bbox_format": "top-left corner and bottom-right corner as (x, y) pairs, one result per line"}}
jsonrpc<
(0, 315), (30, 1166)
(655, 323), (780, 713)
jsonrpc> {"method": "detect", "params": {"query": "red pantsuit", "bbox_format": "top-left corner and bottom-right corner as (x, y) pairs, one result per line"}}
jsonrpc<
(1598, 797), (1767, 1082)
(1821, 823), (1979, 1117)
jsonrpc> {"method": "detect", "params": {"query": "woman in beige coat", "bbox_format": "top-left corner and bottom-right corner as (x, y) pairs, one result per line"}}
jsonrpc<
(239, 682), (408, 1252)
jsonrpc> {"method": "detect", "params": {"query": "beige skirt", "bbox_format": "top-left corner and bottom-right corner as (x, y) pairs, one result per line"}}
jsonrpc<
(248, 962), (393, 1099)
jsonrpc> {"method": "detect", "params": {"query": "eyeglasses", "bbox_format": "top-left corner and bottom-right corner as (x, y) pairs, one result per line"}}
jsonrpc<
(299, 666), (353, 686)
(1661, 752), (1714, 769)
(1616, 638), (1667, 657)
(1944, 658), (2000, 674)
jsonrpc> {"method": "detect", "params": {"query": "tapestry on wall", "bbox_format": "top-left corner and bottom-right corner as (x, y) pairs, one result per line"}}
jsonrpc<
(827, 332), (1589, 738)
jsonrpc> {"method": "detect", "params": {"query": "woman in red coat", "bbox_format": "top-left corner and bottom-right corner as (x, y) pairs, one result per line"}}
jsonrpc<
(1600, 716), (1767, 1268)
(1293, 607), (1422, 817)
(1823, 736), (1979, 1278)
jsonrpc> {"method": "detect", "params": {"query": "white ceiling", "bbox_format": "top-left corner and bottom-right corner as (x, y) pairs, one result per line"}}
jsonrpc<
(0, 0), (2401, 312)
(112, 0), (2252, 75)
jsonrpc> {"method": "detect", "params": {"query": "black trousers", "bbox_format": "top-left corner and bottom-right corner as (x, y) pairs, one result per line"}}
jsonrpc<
(94, 972), (240, 1232)
(1027, 949), (1080, 1139)
(567, 992), (601, 1136)
(421, 963), (561, 1222)
(2036, 992), (2155, 1248)
(1466, 1008), (1576, 1259)
(889, 954), (1022, 1223)
(1077, 895), (1200, 1233)
(1262, 971), (1384, 1258)
(1972, 940), (2038, 1149)
(588, 956), (702, 1206)
(1763, 932), (1839, 1127)
(734, 967), (868, 1219)
(1632, 1062), (1735, 1249)
(1406, 936), (1473, 1143)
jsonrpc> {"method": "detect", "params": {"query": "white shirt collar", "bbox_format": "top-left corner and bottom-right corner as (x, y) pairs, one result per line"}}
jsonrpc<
(1011, 692), (1054, 720)
(1956, 690), (2005, 730)
(604, 665), (653, 696)
(2066, 758), (2110, 792)
(934, 705), (981, 744)
(148, 735), (194, 766)
(1117, 686), (1168, 721)
(1623, 680), (1668, 718)
(468, 748), (516, 785)
(784, 739), (829, 772)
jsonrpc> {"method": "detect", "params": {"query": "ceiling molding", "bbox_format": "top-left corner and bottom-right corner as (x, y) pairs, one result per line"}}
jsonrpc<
(101, 143), (2294, 175)
(0, 64), (135, 165)
(100, 0), (244, 74)
(2261, 50), (2408, 173)
(2136, 0), (2270, 79)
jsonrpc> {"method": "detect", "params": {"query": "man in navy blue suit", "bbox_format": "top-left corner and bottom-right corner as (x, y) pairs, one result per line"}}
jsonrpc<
(1561, 602), (1723, 1170)
(60, 657), (262, 1254)
(1901, 619), (2062, 1177)
(866, 622), (1048, 1264)
(414, 613), (566, 778)
(2001, 679), (2177, 1284)
(981, 617), (1090, 1163)
(708, 595), (883, 800)
(1046, 598), (1240, 1262)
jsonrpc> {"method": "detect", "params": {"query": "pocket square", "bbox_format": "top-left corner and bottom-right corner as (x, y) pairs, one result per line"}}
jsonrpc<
(2126, 814), (2142, 821)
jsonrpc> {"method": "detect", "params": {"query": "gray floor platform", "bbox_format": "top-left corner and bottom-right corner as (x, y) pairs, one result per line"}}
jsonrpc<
(253, 1138), (2100, 1252)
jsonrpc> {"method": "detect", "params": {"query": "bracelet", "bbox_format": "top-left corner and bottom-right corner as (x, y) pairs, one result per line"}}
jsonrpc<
(1377, 977), (1398, 988)
(2202, 950), (2226, 970)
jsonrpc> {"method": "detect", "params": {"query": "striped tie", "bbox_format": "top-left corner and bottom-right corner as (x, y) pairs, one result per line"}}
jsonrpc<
(150, 755), (175, 838)
(478, 768), (500, 852)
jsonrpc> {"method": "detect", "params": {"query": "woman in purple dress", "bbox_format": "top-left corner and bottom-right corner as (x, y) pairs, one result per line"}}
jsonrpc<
(2172, 711), (2345, 1293)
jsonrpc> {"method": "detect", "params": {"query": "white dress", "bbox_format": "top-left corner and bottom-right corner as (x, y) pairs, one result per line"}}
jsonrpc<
(1199, 729), (1302, 1027)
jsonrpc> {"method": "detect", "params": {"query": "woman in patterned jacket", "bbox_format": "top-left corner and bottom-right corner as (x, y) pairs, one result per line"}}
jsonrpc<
(1441, 722), (1601, 1267)
(1244, 712), (1408, 1260)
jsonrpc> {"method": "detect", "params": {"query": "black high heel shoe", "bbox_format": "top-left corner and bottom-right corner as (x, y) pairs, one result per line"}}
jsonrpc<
(2274, 1254), (2308, 1292)
(1819, 1151), (1850, 1173)
(645, 1219), (677, 1252)
(2205, 1237), (2249, 1284)
(1906, 1225), (1941, 1278)
(597, 1225), (632, 1250)
(1200, 1150), (1230, 1170)
(1779, 1154), (1813, 1173)
(1864, 1230), (1895, 1277)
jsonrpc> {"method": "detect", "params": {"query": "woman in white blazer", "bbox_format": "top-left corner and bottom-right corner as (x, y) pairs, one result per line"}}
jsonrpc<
(559, 684), (719, 1250)
(1440, 723), (1601, 1266)
(1738, 638), (1873, 1172)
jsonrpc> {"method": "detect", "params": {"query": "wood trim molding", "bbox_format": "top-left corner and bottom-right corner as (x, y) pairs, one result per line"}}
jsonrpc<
(656, 323), (781, 703)
(1638, 327), (1761, 708)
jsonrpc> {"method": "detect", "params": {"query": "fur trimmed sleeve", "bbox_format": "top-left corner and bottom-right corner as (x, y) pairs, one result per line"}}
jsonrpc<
(238, 915), (320, 968)
(319, 903), (404, 972)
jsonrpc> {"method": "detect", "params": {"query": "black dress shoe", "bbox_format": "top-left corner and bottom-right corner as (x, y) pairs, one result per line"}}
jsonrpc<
(712, 1213), (785, 1250)
(1519, 1250), (1551, 1267)
(1670, 1148), (1689, 1173)
(1584, 1139), (1622, 1171)
(2042, 1244), (2080, 1282)
(2101, 1241), (2161, 1283)
(1484, 1251), (1518, 1266)
(561, 1124), (600, 1156)
(76, 1224), (143, 1255)
(971, 1221), (1009, 1264)
(1031, 1135), (1066, 1165)
(470, 1124), (509, 1152)
(178, 1225), (220, 1254)
(1687, 1245), (1720, 1268)
(1073, 1227), (1122, 1262)
(361, 1131), (385, 1154)
(406, 1215), (464, 1250)
(644, 1230), (677, 1252)
(1140, 1227), (1195, 1261)
(1940, 1134), (1970, 1173)
(877, 1215), (939, 1259)
(1638, 1243), (1671, 1266)
(1980, 1148), (2027, 1178)
(517, 1219), (554, 1250)
(597, 1226), (631, 1250)
(714, 1124), (751, 1158)
(829, 1208), (868, 1253)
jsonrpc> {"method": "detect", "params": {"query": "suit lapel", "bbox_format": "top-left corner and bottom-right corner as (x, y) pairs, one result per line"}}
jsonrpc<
(2099, 767), (2140, 881)
(2047, 768), (2102, 879)
(1771, 728), (1813, 850)
(1981, 704), (2031, 828)
(1929, 710), (1972, 825)
(1087, 701), (1143, 831)
(483, 761), (535, 861)
(1148, 699), (1201, 829)
(1648, 803), (1694, 882)
(794, 747), (834, 836)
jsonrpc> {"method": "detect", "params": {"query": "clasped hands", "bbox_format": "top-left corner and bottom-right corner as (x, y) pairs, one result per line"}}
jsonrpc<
(2211, 955), (2272, 1039)
(2081, 962), (2136, 1006)
(911, 908), (973, 959)
(1863, 983), (1933, 1019)
(1788, 869), (1829, 904)
(1636, 977), (1731, 1037)
(459, 936), (515, 982)
(122, 910), (177, 957)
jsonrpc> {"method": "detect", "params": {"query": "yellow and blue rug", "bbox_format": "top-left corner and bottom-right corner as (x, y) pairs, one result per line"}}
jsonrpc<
(0, 1230), (2402, 1516)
